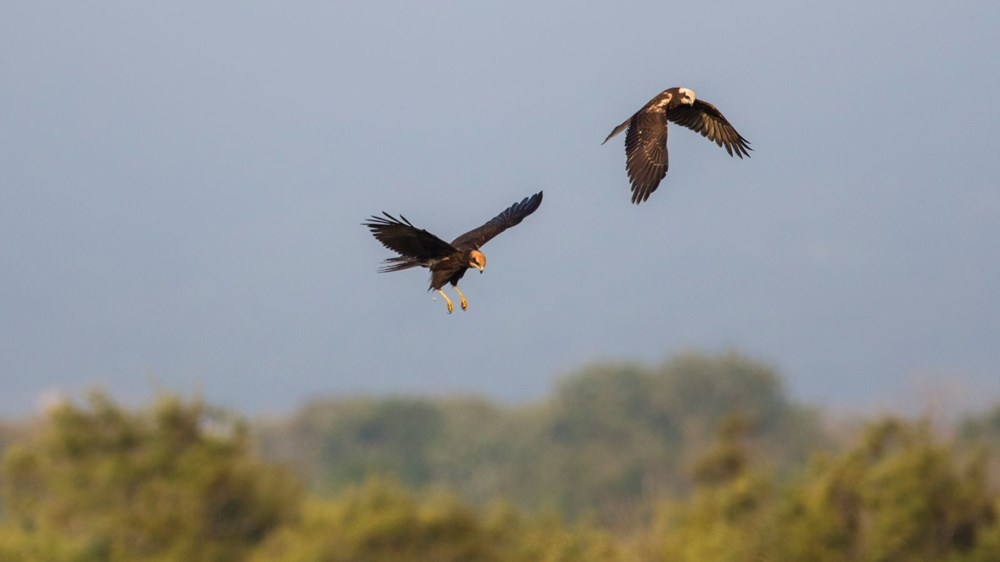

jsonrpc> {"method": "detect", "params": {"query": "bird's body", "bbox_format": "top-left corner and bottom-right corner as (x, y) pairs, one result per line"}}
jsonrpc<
(387, 248), (480, 291)
(364, 192), (543, 313)
(603, 87), (751, 204)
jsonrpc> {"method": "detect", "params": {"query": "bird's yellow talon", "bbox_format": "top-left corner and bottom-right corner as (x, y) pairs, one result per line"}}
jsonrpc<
(454, 286), (468, 311)
(438, 289), (455, 314)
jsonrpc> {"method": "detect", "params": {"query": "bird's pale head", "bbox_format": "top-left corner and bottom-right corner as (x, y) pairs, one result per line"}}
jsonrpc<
(678, 87), (697, 106)
(468, 250), (486, 272)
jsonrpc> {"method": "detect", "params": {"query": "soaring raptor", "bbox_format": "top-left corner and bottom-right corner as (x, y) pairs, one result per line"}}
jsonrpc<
(364, 192), (543, 314)
(603, 87), (751, 204)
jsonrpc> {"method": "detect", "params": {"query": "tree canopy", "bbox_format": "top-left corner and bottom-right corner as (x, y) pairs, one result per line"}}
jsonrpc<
(1, 352), (998, 561)
(257, 351), (824, 523)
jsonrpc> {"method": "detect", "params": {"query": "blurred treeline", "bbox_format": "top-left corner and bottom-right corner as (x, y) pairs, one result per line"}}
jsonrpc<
(257, 352), (823, 523)
(0, 351), (999, 561)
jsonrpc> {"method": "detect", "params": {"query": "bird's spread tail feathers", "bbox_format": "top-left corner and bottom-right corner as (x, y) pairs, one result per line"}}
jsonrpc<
(377, 256), (420, 273)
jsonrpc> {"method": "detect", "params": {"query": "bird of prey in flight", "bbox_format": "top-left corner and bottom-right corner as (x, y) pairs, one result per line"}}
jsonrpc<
(364, 192), (543, 314)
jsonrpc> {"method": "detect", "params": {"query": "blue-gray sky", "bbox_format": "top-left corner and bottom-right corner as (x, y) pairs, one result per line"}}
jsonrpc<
(2, 1), (998, 416)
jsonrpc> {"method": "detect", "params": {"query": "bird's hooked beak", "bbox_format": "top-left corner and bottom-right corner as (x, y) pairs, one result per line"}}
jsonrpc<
(470, 249), (486, 274)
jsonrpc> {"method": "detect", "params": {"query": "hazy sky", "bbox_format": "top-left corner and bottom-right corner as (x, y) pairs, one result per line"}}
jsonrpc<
(2, 1), (999, 416)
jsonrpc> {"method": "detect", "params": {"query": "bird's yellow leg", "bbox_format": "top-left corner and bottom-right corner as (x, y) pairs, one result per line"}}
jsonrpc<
(437, 289), (454, 314)
(453, 285), (468, 311)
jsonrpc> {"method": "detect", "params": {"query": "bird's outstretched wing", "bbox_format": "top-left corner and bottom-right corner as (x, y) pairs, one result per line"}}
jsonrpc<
(450, 191), (543, 249)
(667, 99), (752, 158)
(621, 111), (669, 204)
(364, 213), (457, 265)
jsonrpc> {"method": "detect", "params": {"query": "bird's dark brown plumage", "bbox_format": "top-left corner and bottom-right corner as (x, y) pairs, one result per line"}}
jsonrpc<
(668, 100), (751, 159)
(604, 87), (751, 204)
(363, 192), (543, 313)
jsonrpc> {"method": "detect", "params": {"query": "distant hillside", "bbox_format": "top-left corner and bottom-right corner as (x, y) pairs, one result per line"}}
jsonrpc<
(255, 351), (826, 523)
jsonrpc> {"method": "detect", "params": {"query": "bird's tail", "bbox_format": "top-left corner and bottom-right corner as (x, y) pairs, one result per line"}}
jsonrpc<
(378, 256), (420, 273)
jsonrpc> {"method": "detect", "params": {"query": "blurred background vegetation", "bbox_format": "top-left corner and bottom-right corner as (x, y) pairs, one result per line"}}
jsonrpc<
(1, 351), (999, 561)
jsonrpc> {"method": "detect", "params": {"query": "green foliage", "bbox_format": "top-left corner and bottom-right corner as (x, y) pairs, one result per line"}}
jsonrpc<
(0, 395), (623, 561)
(959, 403), (1000, 485)
(636, 414), (776, 562)
(2, 358), (999, 561)
(257, 398), (425, 494)
(636, 416), (1000, 562)
(773, 419), (997, 562)
(0, 393), (301, 562)
(0, 525), (92, 562)
(259, 351), (824, 523)
(249, 478), (491, 562)
(960, 404), (1000, 443)
(0, 422), (9, 461)
(250, 478), (622, 562)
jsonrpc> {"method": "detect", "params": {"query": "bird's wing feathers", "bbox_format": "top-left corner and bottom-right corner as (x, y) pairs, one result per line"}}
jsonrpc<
(624, 111), (669, 204)
(363, 213), (457, 262)
(603, 117), (631, 145)
(451, 191), (544, 249)
(667, 99), (752, 158)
